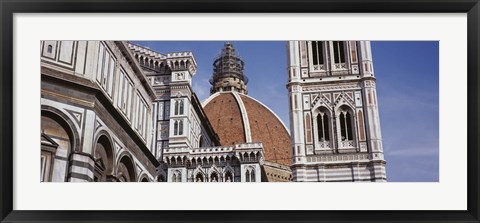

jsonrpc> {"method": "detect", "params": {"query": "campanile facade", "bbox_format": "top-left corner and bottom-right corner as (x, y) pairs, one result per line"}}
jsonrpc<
(287, 41), (386, 182)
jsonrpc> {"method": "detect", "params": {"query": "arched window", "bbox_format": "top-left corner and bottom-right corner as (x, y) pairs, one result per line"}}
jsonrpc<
(172, 173), (177, 182)
(94, 135), (114, 182)
(333, 41), (346, 63)
(47, 45), (53, 54)
(117, 155), (136, 182)
(158, 175), (165, 182)
(178, 120), (183, 135)
(245, 169), (250, 182)
(179, 100), (184, 115)
(225, 171), (233, 182)
(311, 41), (324, 65)
(174, 100), (179, 115)
(317, 112), (330, 141)
(173, 120), (178, 135)
(195, 173), (204, 182)
(176, 172), (181, 182)
(250, 169), (256, 182)
(339, 109), (354, 141)
(210, 172), (219, 182)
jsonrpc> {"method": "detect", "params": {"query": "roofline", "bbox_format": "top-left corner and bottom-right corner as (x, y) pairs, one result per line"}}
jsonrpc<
(115, 41), (157, 100)
(127, 41), (167, 58)
(201, 91), (220, 107)
(202, 92), (291, 136)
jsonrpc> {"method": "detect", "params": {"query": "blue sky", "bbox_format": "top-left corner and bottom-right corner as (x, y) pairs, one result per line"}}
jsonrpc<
(133, 41), (439, 182)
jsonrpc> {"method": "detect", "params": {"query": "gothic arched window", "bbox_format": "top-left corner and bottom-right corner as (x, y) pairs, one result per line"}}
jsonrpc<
(157, 175), (165, 182)
(178, 120), (183, 135)
(210, 172), (219, 182)
(250, 169), (256, 182)
(245, 169), (250, 182)
(225, 171), (233, 182)
(339, 109), (354, 141)
(173, 120), (178, 135)
(311, 41), (324, 65)
(333, 41), (346, 63)
(179, 100), (184, 115)
(195, 173), (204, 182)
(174, 100), (179, 115)
(176, 172), (181, 182)
(172, 173), (177, 182)
(317, 112), (330, 141)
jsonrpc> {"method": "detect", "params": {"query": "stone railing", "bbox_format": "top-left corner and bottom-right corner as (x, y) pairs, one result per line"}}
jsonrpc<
(191, 146), (235, 154)
(318, 141), (331, 149)
(311, 64), (326, 72)
(333, 63), (347, 70)
(163, 143), (264, 163)
(234, 142), (263, 150)
(306, 153), (370, 163)
(339, 140), (355, 148)
(167, 52), (194, 58)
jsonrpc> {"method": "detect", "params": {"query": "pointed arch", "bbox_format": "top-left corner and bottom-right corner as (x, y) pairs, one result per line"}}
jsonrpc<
(173, 120), (178, 135)
(336, 105), (356, 148)
(179, 100), (184, 115)
(178, 120), (183, 135)
(172, 172), (177, 182)
(176, 172), (182, 182)
(193, 166), (205, 182)
(210, 172), (219, 182)
(338, 105), (354, 141)
(312, 106), (332, 150)
(250, 169), (256, 182)
(224, 165), (235, 182)
(174, 100), (179, 115)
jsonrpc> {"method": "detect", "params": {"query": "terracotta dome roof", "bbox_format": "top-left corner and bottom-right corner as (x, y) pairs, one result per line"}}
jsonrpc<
(203, 92), (292, 166)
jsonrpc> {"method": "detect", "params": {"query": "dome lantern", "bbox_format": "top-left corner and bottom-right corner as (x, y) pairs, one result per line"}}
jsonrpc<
(210, 42), (248, 95)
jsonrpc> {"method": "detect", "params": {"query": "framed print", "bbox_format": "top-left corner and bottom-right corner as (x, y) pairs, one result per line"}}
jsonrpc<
(1, 0), (479, 222)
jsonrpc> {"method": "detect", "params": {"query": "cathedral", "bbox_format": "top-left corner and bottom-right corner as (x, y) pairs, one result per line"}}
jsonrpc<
(40, 40), (386, 182)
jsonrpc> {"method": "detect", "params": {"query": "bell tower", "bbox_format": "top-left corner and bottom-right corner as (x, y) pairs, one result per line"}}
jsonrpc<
(209, 42), (248, 94)
(287, 41), (386, 182)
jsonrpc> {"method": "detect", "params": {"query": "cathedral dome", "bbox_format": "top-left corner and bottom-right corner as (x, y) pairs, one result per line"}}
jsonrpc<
(202, 91), (292, 166)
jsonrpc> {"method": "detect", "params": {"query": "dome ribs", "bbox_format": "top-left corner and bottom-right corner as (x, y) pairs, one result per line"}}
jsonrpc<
(203, 93), (246, 146)
(240, 95), (291, 166)
(203, 93), (292, 167)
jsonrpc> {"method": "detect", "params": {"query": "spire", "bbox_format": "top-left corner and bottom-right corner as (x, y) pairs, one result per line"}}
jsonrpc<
(209, 42), (248, 94)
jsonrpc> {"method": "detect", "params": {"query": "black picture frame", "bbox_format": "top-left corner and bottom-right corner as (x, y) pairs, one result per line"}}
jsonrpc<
(1, 0), (479, 222)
